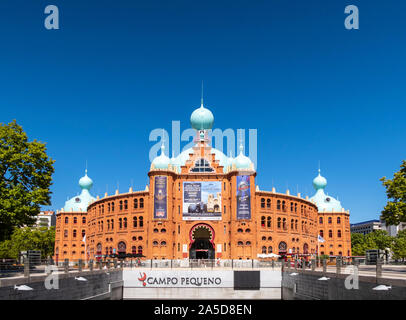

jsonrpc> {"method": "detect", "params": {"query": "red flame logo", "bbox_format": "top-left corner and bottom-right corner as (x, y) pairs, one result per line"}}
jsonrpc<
(138, 272), (147, 286)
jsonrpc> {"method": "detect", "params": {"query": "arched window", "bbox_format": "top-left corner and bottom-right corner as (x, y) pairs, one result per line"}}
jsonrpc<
(237, 241), (244, 246)
(118, 241), (126, 254)
(295, 220), (298, 230)
(124, 200), (128, 210)
(73, 230), (77, 238)
(261, 198), (265, 208)
(268, 236), (272, 241)
(277, 200), (281, 210)
(65, 217), (69, 224)
(161, 228), (166, 233)
(138, 246), (143, 254)
(267, 199), (271, 208)
(111, 202), (115, 212)
(268, 246), (273, 253)
(261, 216), (265, 227)
(320, 230), (324, 237)
(153, 228), (159, 233)
(262, 246), (267, 253)
(262, 236), (266, 241)
(82, 217), (86, 224)
(73, 217), (77, 224)
(277, 217), (281, 229)
(291, 219), (294, 229)
(133, 217), (137, 228)
(119, 218), (122, 229)
(246, 241), (251, 246)
(108, 203), (111, 212)
(267, 216), (271, 228)
(119, 200), (123, 211)
(282, 218), (287, 230)
(282, 201), (286, 211)
(190, 158), (214, 172)
(295, 203), (297, 212)
(237, 228), (243, 233)
(140, 198), (144, 208)
(138, 236), (143, 241)
(139, 216), (144, 227)
(337, 230), (342, 238)
(290, 202), (294, 212)
(64, 230), (68, 238)
(82, 230), (85, 238)
(329, 230), (333, 238)
(337, 217), (341, 224)
(134, 199), (138, 209)
(111, 219), (114, 229)
(245, 228), (251, 233)
(153, 241), (159, 246)
(303, 243), (309, 254)
(328, 217), (332, 224)
(161, 241), (167, 246)
(319, 217), (323, 224)
(132, 246), (137, 254)
(123, 218), (127, 228)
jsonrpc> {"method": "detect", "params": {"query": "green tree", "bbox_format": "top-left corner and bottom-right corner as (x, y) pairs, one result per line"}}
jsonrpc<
(381, 160), (406, 226)
(0, 226), (55, 259)
(351, 233), (367, 256)
(0, 120), (54, 241)
(366, 229), (393, 251)
(392, 236), (406, 262)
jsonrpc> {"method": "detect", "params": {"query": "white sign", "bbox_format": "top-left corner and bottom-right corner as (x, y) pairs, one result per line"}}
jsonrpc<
(124, 270), (234, 288)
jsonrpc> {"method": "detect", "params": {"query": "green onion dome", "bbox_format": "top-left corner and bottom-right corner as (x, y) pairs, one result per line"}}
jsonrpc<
(190, 103), (214, 130)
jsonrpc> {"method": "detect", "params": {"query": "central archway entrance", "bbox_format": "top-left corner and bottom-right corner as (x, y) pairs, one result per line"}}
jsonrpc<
(189, 223), (215, 259)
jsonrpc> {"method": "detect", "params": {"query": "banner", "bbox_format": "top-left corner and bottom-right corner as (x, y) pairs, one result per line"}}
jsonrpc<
(154, 176), (167, 219)
(183, 181), (222, 220)
(236, 175), (251, 219)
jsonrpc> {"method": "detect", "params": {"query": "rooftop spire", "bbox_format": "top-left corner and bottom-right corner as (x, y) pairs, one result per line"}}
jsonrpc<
(201, 81), (204, 107)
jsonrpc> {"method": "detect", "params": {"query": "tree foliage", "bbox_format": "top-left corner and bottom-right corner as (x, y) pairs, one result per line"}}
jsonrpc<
(381, 160), (406, 225)
(0, 120), (54, 241)
(351, 230), (393, 256)
(0, 226), (55, 259)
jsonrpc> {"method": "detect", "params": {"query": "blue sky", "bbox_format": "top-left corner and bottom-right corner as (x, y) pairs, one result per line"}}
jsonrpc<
(1, 0), (405, 223)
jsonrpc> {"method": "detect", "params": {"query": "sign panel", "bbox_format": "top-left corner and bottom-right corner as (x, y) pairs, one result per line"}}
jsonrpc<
(124, 270), (234, 288)
(182, 181), (222, 220)
(154, 176), (167, 219)
(236, 175), (251, 219)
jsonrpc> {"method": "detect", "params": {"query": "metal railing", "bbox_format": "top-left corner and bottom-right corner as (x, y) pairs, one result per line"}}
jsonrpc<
(123, 259), (282, 269)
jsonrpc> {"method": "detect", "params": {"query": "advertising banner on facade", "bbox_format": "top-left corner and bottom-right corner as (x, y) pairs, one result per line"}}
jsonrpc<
(183, 181), (222, 220)
(154, 176), (167, 219)
(236, 175), (251, 219)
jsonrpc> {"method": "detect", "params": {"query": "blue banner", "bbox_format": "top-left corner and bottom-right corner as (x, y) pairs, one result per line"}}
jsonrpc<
(236, 175), (251, 220)
(154, 176), (167, 219)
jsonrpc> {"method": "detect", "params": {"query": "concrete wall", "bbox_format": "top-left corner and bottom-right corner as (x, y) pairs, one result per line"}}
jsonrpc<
(0, 269), (123, 300)
(281, 270), (406, 300)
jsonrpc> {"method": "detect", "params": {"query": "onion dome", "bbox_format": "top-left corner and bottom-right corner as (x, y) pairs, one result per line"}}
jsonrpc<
(152, 144), (170, 169)
(190, 102), (214, 130)
(310, 169), (343, 212)
(234, 144), (253, 169)
(79, 170), (93, 190)
(313, 169), (327, 190)
(63, 170), (96, 212)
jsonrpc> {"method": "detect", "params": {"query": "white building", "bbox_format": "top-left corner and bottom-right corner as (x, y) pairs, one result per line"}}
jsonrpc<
(34, 211), (56, 228)
(350, 220), (382, 235)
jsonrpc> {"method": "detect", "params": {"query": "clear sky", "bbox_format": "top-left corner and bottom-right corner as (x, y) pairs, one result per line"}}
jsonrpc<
(1, 0), (405, 223)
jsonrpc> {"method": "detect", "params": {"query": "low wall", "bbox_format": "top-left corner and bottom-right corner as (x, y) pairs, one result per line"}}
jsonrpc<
(0, 269), (123, 300)
(281, 270), (406, 300)
(123, 269), (281, 300)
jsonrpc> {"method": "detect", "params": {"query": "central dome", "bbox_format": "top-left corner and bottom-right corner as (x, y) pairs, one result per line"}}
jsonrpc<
(190, 104), (214, 130)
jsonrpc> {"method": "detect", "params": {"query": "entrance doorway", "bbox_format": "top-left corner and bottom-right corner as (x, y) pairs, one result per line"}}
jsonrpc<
(189, 224), (215, 259)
